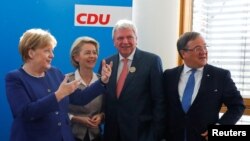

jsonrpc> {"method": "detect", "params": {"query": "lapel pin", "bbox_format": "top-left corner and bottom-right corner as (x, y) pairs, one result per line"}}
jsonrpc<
(129, 66), (136, 73)
(214, 89), (218, 92)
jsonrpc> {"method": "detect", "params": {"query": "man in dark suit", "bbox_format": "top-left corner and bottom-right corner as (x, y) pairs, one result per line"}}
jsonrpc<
(100, 19), (165, 141)
(163, 31), (245, 141)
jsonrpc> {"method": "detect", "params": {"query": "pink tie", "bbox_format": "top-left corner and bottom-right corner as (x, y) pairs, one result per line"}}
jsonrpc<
(116, 58), (129, 98)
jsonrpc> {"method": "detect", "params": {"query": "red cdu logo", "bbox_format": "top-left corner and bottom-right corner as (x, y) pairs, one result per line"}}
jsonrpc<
(76, 13), (110, 25)
(75, 4), (132, 27)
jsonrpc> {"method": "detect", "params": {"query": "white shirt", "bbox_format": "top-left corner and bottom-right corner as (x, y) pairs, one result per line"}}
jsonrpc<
(117, 48), (136, 81)
(74, 69), (99, 86)
(178, 65), (203, 104)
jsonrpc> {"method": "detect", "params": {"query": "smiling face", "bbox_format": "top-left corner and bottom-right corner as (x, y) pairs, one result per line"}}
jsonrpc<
(113, 28), (137, 58)
(181, 36), (208, 68)
(73, 43), (98, 70)
(28, 44), (54, 72)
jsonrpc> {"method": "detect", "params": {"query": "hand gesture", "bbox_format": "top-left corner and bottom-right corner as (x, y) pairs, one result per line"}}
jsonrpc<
(101, 60), (113, 84)
(55, 75), (81, 101)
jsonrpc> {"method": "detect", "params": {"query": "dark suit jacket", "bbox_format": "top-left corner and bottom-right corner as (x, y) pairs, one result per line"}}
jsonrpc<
(102, 48), (165, 141)
(163, 64), (245, 141)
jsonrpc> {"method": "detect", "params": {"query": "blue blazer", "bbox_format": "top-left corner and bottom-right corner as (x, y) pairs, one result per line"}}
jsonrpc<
(5, 67), (106, 141)
(102, 49), (166, 141)
(163, 64), (245, 141)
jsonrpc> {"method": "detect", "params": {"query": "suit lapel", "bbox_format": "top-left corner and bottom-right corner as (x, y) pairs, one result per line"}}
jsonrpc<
(108, 55), (120, 98)
(190, 65), (212, 109)
(175, 66), (186, 111)
(119, 49), (141, 98)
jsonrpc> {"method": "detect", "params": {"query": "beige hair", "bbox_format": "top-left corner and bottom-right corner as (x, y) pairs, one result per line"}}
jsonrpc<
(70, 36), (99, 68)
(18, 28), (57, 62)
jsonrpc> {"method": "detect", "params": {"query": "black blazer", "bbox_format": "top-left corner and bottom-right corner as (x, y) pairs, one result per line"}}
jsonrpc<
(102, 48), (165, 141)
(163, 64), (245, 141)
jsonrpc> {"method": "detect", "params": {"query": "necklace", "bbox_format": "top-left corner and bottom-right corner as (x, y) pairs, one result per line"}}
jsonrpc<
(22, 66), (45, 78)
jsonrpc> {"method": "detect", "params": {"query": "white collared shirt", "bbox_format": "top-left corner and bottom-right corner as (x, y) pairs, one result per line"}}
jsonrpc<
(178, 65), (203, 104)
(117, 48), (136, 81)
(74, 69), (99, 86)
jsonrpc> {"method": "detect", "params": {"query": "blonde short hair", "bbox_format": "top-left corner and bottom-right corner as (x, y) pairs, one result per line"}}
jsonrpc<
(70, 36), (99, 68)
(18, 28), (57, 62)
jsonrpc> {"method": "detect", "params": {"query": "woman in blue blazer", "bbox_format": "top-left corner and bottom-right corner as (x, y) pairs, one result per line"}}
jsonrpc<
(5, 28), (112, 141)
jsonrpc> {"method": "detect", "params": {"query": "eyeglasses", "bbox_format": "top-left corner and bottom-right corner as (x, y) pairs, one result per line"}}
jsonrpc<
(183, 45), (208, 53)
(116, 36), (135, 42)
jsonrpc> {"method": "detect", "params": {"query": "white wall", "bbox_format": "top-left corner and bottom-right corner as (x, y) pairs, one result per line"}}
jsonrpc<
(132, 0), (179, 70)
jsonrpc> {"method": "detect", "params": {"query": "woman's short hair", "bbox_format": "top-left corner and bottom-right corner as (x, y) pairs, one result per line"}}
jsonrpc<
(19, 28), (57, 62)
(70, 36), (99, 68)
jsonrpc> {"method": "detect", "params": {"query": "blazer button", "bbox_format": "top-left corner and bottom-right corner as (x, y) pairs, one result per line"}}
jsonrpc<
(58, 122), (61, 126)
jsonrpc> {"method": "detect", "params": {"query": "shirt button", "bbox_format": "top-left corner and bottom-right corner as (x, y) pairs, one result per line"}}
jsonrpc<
(55, 111), (59, 115)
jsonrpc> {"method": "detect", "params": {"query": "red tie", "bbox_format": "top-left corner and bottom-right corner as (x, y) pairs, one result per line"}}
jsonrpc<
(116, 58), (129, 98)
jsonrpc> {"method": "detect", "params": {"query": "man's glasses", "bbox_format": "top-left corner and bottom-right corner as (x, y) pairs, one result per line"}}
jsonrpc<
(116, 36), (135, 42)
(183, 45), (208, 53)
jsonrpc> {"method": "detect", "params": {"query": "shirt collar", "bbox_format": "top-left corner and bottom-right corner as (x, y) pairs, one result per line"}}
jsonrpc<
(183, 64), (204, 74)
(74, 69), (98, 86)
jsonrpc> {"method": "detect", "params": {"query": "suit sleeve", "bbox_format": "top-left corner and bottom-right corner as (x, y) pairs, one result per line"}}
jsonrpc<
(150, 56), (166, 139)
(219, 70), (245, 124)
(69, 79), (106, 105)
